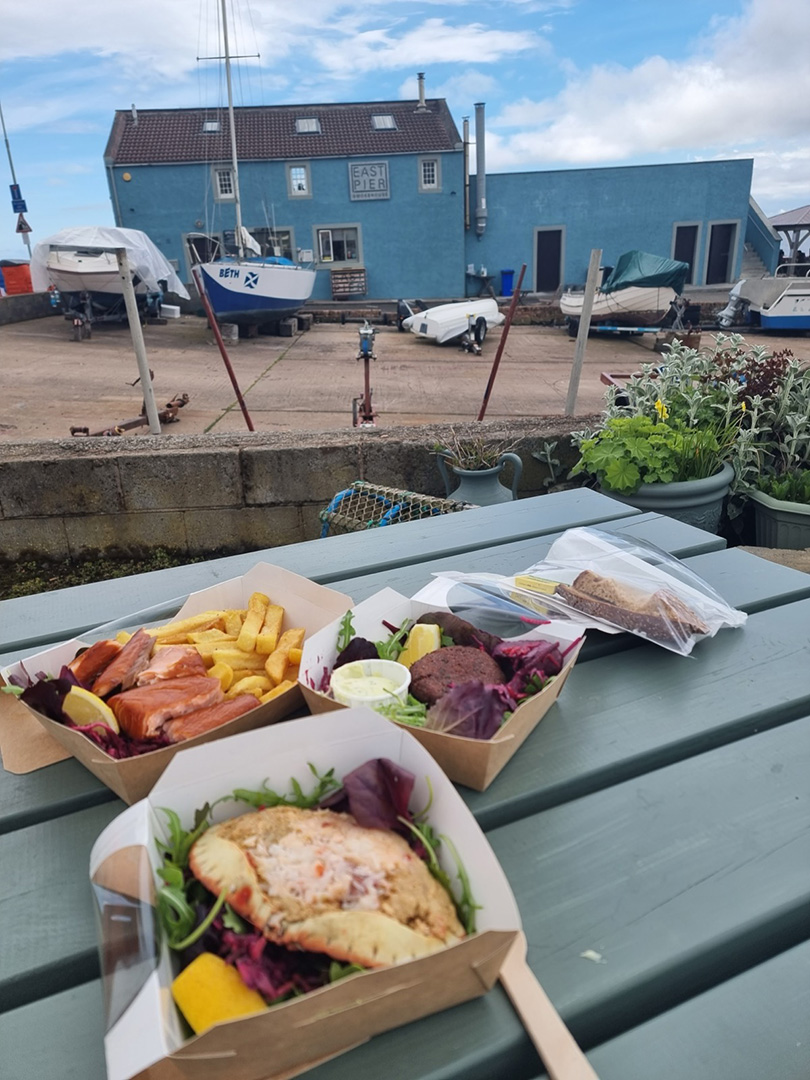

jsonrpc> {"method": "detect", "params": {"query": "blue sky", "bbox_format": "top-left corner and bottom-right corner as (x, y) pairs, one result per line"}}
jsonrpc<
(2, 0), (809, 261)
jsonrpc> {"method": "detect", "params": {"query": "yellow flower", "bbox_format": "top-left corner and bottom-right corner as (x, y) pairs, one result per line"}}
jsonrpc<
(741, 401), (746, 411)
(654, 399), (669, 420)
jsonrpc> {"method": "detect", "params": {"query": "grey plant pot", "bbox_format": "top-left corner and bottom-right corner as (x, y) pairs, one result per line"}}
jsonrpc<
(749, 490), (810, 549)
(599, 462), (735, 534)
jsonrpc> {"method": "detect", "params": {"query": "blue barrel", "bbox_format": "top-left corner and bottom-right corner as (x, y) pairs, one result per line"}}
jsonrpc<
(500, 269), (515, 297)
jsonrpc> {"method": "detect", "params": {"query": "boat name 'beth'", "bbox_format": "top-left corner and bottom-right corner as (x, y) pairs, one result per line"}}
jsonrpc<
(219, 267), (240, 279)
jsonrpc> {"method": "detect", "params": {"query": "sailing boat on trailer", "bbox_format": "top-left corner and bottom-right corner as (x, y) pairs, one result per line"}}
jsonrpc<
(192, 0), (316, 325)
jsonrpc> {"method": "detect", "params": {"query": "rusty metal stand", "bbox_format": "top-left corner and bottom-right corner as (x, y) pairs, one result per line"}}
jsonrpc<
(352, 320), (378, 427)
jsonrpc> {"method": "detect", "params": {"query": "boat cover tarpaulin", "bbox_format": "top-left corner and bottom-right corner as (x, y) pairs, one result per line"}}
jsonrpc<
(30, 226), (190, 299)
(601, 250), (689, 295)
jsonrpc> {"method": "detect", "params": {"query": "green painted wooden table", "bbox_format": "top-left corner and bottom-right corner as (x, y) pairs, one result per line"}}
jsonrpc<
(1, 490), (808, 1080)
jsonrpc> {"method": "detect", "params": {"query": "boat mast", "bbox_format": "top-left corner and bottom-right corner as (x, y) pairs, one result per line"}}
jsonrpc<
(220, 0), (244, 258)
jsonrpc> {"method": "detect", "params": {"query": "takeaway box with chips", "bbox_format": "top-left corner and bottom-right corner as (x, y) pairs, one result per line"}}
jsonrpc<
(90, 710), (522, 1080)
(298, 586), (584, 791)
(1, 564), (351, 804)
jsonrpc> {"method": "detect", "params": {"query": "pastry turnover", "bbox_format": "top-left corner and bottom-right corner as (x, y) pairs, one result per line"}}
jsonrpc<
(189, 805), (465, 967)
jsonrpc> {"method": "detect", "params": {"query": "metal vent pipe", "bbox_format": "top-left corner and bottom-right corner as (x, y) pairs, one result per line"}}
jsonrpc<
(463, 116), (470, 230)
(474, 102), (486, 236)
(416, 73), (428, 112)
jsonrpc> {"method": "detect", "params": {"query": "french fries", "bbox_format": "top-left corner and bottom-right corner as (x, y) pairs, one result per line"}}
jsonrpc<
(140, 592), (305, 702)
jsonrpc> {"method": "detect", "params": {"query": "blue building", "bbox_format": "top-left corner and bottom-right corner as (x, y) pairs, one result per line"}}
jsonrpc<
(104, 90), (779, 304)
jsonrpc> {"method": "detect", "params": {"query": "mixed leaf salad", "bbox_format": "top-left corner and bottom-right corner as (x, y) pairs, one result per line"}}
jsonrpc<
(321, 610), (581, 740)
(155, 758), (479, 1010)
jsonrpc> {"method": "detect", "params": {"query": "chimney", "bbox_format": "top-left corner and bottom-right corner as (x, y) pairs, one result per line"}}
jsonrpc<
(415, 72), (428, 113)
(131, 103), (138, 126)
(474, 102), (487, 237)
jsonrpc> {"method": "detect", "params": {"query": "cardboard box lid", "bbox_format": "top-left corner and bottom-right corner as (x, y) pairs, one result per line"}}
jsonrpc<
(298, 587), (583, 791)
(90, 710), (521, 1080)
(1, 564), (353, 801)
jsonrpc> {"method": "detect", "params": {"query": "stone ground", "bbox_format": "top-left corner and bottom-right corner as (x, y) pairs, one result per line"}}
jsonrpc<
(1, 310), (807, 572)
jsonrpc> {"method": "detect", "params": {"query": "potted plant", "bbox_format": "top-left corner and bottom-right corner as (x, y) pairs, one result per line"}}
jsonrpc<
(570, 335), (755, 532)
(732, 347), (810, 547)
(433, 428), (524, 505)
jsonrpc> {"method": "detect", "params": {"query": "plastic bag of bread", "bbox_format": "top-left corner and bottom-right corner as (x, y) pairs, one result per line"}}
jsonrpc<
(427, 527), (747, 656)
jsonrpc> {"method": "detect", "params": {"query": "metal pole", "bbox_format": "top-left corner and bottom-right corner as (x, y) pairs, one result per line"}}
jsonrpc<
(0, 100), (32, 257)
(565, 248), (602, 416)
(477, 263), (527, 421)
(192, 266), (255, 431)
(115, 249), (162, 434)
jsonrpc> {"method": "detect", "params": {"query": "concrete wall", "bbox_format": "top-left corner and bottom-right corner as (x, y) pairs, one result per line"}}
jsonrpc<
(0, 422), (583, 563)
(0, 292), (61, 326)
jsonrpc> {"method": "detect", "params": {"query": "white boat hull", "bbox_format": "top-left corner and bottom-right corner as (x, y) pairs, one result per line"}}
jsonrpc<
(559, 285), (676, 325)
(721, 275), (810, 330)
(197, 259), (316, 325)
(45, 250), (150, 297)
(401, 298), (505, 343)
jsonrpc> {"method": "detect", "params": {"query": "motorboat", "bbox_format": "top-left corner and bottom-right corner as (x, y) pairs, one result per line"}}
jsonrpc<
(30, 225), (190, 325)
(399, 298), (505, 345)
(190, 0), (316, 326)
(717, 265), (810, 330)
(559, 250), (689, 331)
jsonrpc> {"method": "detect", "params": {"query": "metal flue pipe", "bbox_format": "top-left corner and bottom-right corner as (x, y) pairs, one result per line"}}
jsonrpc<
(474, 102), (487, 237)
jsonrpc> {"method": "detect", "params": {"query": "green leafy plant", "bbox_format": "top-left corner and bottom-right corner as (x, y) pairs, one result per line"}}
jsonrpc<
(571, 414), (738, 494)
(571, 334), (810, 509)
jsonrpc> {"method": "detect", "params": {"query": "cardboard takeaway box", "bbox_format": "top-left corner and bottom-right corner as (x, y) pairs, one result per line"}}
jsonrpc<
(299, 586), (584, 791)
(90, 710), (521, 1080)
(1, 564), (352, 804)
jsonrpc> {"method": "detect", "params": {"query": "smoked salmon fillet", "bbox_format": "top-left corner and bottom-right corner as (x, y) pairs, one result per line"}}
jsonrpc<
(92, 628), (154, 698)
(136, 645), (208, 684)
(163, 695), (257, 742)
(109, 676), (223, 739)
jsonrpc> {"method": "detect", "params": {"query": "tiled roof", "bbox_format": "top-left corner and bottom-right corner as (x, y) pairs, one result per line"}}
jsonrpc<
(106, 100), (462, 165)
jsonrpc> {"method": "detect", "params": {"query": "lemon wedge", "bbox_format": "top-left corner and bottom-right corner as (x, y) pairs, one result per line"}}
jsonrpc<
(62, 686), (120, 733)
(397, 623), (442, 669)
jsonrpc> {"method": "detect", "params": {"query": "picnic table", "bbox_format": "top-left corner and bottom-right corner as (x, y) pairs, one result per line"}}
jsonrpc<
(1, 487), (809, 1080)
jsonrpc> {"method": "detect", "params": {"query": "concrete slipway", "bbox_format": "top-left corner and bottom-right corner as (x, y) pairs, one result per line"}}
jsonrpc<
(1, 312), (806, 443)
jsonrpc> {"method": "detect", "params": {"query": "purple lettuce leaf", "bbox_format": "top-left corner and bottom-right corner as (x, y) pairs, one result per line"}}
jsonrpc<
(322, 757), (416, 832)
(426, 681), (516, 741)
(333, 637), (379, 669)
(19, 676), (75, 722)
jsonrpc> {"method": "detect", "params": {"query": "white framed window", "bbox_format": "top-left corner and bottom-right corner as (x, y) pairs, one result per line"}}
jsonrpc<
(295, 117), (321, 134)
(419, 156), (440, 192)
(316, 226), (361, 266)
(202, 120), (220, 133)
(213, 167), (235, 201)
(372, 114), (397, 130)
(287, 163), (311, 197)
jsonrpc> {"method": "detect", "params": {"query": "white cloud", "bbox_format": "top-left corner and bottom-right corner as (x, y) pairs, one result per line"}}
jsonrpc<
(311, 18), (542, 74)
(484, 0), (810, 215)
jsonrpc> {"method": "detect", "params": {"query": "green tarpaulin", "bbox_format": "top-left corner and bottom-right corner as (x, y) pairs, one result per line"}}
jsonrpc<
(601, 250), (689, 294)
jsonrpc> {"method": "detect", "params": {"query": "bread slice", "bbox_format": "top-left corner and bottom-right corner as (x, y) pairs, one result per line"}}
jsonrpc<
(189, 805), (464, 968)
(557, 571), (709, 642)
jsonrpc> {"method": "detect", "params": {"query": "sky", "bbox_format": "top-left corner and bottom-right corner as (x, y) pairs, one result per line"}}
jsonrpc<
(1, 0), (809, 262)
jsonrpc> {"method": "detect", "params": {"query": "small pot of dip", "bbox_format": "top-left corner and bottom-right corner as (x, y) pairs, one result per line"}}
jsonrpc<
(329, 659), (411, 711)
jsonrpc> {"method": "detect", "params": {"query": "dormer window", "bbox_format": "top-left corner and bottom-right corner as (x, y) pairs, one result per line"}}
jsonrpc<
(202, 120), (220, 133)
(371, 114), (397, 130)
(295, 117), (321, 134)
